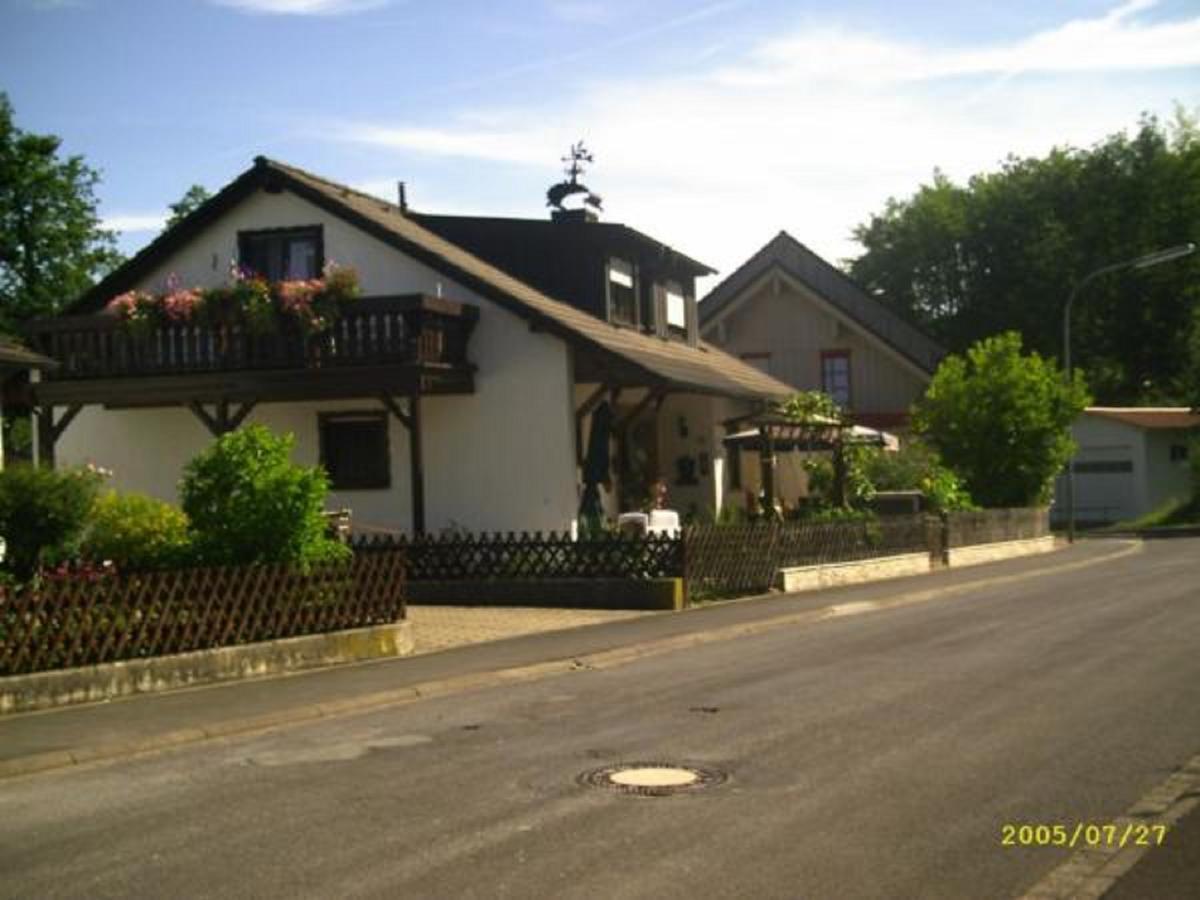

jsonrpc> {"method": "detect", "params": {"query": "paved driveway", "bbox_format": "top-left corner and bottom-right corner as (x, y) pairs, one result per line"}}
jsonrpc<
(406, 605), (649, 654)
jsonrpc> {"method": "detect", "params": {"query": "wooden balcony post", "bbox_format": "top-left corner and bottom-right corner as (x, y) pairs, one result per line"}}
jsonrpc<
(409, 387), (425, 535)
(35, 404), (82, 468)
(381, 391), (426, 536)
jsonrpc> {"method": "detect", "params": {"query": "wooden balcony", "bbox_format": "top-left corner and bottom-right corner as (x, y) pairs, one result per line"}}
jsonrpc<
(26, 294), (479, 407)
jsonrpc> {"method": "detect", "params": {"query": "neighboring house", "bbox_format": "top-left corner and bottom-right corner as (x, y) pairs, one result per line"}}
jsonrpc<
(698, 231), (946, 432)
(0, 340), (57, 469)
(25, 156), (791, 534)
(1053, 407), (1200, 525)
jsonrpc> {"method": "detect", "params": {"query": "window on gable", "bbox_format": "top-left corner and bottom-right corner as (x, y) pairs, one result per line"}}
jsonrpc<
(821, 350), (852, 409)
(319, 411), (390, 490)
(607, 258), (637, 326)
(238, 226), (323, 281)
(664, 281), (687, 334)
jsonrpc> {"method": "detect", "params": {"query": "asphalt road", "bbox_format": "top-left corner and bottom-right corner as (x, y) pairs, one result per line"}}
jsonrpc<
(3, 538), (1199, 899)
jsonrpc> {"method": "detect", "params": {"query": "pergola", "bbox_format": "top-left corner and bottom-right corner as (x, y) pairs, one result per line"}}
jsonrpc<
(722, 411), (896, 515)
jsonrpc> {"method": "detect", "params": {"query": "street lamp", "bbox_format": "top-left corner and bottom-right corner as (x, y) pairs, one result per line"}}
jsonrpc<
(1062, 242), (1196, 542)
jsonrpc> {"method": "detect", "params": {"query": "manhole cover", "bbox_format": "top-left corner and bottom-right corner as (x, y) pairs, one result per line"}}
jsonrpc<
(579, 762), (727, 796)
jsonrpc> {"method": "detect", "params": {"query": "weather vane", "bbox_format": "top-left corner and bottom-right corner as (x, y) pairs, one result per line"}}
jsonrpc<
(547, 141), (603, 213)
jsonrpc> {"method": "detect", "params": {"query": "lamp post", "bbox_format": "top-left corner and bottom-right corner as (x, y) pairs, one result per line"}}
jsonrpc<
(1063, 242), (1196, 542)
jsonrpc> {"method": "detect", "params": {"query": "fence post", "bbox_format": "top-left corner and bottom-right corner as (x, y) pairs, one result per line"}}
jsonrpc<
(679, 530), (689, 607)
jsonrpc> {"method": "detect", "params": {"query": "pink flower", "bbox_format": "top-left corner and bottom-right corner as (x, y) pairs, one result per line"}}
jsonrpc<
(105, 290), (154, 319)
(277, 278), (323, 313)
(162, 288), (202, 322)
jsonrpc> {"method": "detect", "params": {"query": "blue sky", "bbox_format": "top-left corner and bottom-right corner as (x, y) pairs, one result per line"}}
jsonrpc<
(3, 0), (1198, 292)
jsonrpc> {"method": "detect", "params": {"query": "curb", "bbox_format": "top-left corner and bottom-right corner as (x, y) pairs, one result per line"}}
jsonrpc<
(0, 539), (1140, 782)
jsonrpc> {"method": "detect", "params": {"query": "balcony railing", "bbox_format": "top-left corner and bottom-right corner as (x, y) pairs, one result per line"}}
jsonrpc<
(27, 294), (478, 382)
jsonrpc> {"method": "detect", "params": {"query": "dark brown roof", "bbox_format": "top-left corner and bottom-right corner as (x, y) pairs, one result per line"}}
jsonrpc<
(0, 340), (57, 371)
(698, 231), (947, 375)
(68, 157), (791, 402)
(1086, 408), (1200, 430)
(411, 213), (715, 277)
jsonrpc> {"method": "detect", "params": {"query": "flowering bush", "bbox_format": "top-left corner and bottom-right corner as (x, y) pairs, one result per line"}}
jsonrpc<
(82, 491), (192, 570)
(104, 263), (359, 336)
(105, 290), (158, 335)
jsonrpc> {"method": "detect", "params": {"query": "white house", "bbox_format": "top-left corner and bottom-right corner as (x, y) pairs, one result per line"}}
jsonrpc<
(27, 157), (791, 534)
(1054, 408), (1199, 525)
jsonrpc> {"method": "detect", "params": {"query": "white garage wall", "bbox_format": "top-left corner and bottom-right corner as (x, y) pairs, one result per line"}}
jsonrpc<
(58, 187), (579, 535)
(1143, 429), (1194, 514)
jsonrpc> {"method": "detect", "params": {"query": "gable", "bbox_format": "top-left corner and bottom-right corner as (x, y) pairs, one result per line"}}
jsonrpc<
(126, 188), (450, 300)
(711, 269), (929, 411)
(700, 232), (946, 376)
(64, 157), (793, 402)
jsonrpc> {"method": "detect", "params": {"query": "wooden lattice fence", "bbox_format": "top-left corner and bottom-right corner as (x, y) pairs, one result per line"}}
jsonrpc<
(353, 531), (683, 582)
(0, 550), (406, 677)
(684, 515), (936, 598)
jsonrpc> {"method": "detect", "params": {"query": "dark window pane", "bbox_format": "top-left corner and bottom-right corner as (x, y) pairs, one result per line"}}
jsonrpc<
(609, 259), (637, 325)
(239, 227), (322, 280)
(1074, 460), (1133, 474)
(320, 413), (390, 489)
(822, 352), (851, 407)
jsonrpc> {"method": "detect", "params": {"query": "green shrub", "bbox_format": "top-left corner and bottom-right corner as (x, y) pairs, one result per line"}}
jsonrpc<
(82, 491), (191, 569)
(0, 463), (105, 579)
(913, 331), (1089, 507)
(863, 441), (976, 512)
(180, 425), (350, 566)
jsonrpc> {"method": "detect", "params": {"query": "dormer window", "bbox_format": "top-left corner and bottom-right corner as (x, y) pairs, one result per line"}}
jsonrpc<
(607, 258), (637, 326)
(238, 226), (323, 281)
(664, 282), (687, 334)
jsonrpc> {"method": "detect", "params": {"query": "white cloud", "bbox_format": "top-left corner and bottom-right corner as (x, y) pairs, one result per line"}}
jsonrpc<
(103, 213), (167, 233)
(326, 1), (1200, 283)
(208, 0), (387, 15)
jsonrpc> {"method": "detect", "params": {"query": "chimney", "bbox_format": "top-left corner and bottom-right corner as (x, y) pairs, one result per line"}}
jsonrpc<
(551, 207), (598, 224)
(397, 181), (408, 213)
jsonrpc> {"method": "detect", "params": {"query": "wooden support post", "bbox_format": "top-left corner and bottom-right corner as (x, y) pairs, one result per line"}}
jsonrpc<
(408, 388), (425, 535)
(35, 404), (83, 468)
(380, 392), (425, 535)
(36, 407), (54, 468)
(761, 425), (777, 519)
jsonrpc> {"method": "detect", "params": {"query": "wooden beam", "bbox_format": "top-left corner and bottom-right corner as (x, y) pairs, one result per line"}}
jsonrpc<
(33, 404), (83, 467)
(227, 400), (257, 431)
(50, 404), (82, 442)
(188, 401), (222, 437)
(379, 393), (411, 430)
(615, 389), (665, 434)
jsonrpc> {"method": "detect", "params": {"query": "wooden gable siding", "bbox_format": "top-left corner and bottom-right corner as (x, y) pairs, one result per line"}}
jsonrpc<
(708, 275), (928, 415)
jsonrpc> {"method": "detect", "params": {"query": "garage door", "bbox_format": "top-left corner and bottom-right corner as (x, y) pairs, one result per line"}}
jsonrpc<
(1071, 445), (1135, 523)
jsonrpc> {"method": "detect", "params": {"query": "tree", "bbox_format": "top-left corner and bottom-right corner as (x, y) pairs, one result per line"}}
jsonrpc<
(912, 332), (1090, 508)
(165, 184), (212, 229)
(849, 110), (1200, 406)
(0, 94), (122, 333)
